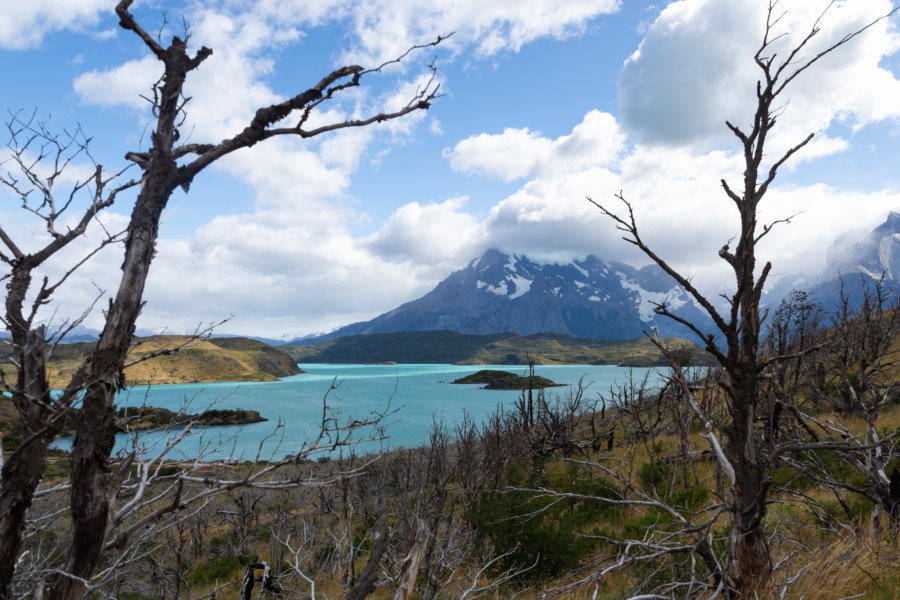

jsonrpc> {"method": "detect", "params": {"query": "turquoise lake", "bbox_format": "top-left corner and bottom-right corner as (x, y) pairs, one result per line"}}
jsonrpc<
(52, 364), (661, 461)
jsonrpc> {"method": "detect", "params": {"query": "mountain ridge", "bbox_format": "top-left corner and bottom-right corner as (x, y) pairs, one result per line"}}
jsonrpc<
(768, 211), (900, 311)
(293, 249), (715, 345)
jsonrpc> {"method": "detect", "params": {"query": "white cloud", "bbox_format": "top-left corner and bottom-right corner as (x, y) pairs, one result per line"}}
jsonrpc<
(465, 134), (900, 303)
(364, 196), (485, 266)
(0, 0), (110, 50)
(445, 110), (625, 181)
(74, 56), (162, 111)
(446, 127), (551, 181)
(0, 207), (132, 332)
(618, 0), (900, 152)
(137, 209), (437, 337)
(333, 0), (621, 65)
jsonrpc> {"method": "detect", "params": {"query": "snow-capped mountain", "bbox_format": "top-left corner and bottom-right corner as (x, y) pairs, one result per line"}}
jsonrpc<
(299, 249), (715, 344)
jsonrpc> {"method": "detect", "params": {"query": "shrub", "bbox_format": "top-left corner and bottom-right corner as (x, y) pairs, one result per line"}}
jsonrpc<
(187, 553), (246, 587)
(667, 485), (709, 511)
(468, 461), (621, 581)
(638, 460), (672, 496)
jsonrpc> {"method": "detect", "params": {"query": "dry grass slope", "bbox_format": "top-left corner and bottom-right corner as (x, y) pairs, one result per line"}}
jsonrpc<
(38, 335), (302, 388)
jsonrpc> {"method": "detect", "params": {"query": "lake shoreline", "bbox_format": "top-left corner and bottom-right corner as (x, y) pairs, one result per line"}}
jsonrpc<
(49, 363), (663, 461)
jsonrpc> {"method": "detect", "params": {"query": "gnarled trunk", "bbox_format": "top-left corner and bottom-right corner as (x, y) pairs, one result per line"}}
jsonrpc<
(50, 174), (176, 600)
(0, 330), (56, 600)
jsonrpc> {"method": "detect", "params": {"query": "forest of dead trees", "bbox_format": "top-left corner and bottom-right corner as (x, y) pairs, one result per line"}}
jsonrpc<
(3, 0), (900, 598)
(4, 281), (899, 600)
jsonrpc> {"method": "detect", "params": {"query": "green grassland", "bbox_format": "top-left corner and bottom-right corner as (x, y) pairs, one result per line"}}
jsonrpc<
(283, 330), (706, 366)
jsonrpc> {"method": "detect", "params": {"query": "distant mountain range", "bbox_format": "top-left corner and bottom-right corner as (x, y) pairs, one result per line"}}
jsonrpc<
(298, 212), (900, 346)
(7, 213), (896, 347)
(295, 249), (716, 344)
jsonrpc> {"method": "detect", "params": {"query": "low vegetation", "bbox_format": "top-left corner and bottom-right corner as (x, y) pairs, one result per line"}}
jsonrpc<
(3, 287), (899, 599)
(451, 369), (563, 389)
(284, 330), (706, 366)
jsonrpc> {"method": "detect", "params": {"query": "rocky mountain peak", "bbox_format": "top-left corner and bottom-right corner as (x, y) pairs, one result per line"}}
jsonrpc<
(298, 248), (714, 344)
(770, 211), (900, 312)
(874, 211), (900, 236)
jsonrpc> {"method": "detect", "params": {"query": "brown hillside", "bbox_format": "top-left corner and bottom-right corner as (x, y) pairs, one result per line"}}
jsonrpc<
(35, 336), (302, 388)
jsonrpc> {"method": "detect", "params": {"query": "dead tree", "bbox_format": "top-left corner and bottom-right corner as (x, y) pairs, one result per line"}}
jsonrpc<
(0, 1), (445, 598)
(590, 3), (897, 594)
(775, 279), (900, 529)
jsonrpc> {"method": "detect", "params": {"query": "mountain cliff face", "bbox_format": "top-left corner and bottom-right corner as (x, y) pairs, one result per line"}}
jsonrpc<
(769, 212), (900, 310)
(825, 211), (900, 278)
(304, 249), (714, 343)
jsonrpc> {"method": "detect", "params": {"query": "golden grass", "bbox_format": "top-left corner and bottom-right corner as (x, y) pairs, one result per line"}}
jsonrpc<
(38, 335), (295, 388)
(780, 529), (900, 599)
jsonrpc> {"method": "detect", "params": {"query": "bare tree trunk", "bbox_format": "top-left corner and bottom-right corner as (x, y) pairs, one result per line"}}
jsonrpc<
(590, 4), (897, 595)
(393, 519), (429, 600)
(728, 228), (773, 591)
(731, 402), (772, 591)
(1, 0), (443, 594)
(0, 330), (56, 599)
(346, 518), (388, 600)
(50, 61), (183, 596)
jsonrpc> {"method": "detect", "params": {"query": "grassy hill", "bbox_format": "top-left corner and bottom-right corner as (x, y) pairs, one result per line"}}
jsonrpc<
(0, 336), (295, 456)
(1, 335), (302, 389)
(282, 330), (706, 366)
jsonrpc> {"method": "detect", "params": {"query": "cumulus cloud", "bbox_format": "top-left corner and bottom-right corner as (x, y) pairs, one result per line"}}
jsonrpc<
(74, 56), (162, 111)
(331, 0), (621, 65)
(618, 0), (900, 151)
(446, 127), (551, 181)
(138, 210), (438, 337)
(0, 206), (132, 333)
(18, 0), (899, 339)
(0, 0), (110, 50)
(465, 136), (900, 301)
(364, 196), (485, 266)
(445, 110), (625, 181)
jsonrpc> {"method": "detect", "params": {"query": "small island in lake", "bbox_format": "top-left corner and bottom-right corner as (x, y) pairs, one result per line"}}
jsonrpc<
(451, 369), (564, 390)
(52, 406), (268, 437)
(118, 406), (268, 430)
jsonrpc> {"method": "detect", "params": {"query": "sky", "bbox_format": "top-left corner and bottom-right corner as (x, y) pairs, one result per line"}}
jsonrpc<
(1, 0), (899, 340)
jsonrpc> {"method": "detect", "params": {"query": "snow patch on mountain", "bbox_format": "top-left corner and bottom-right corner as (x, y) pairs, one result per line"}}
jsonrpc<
(572, 262), (589, 279)
(486, 282), (508, 296)
(880, 237), (896, 279)
(619, 277), (686, 321)
(507, 255), (520, 274)
(508, 275), (532, 299)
